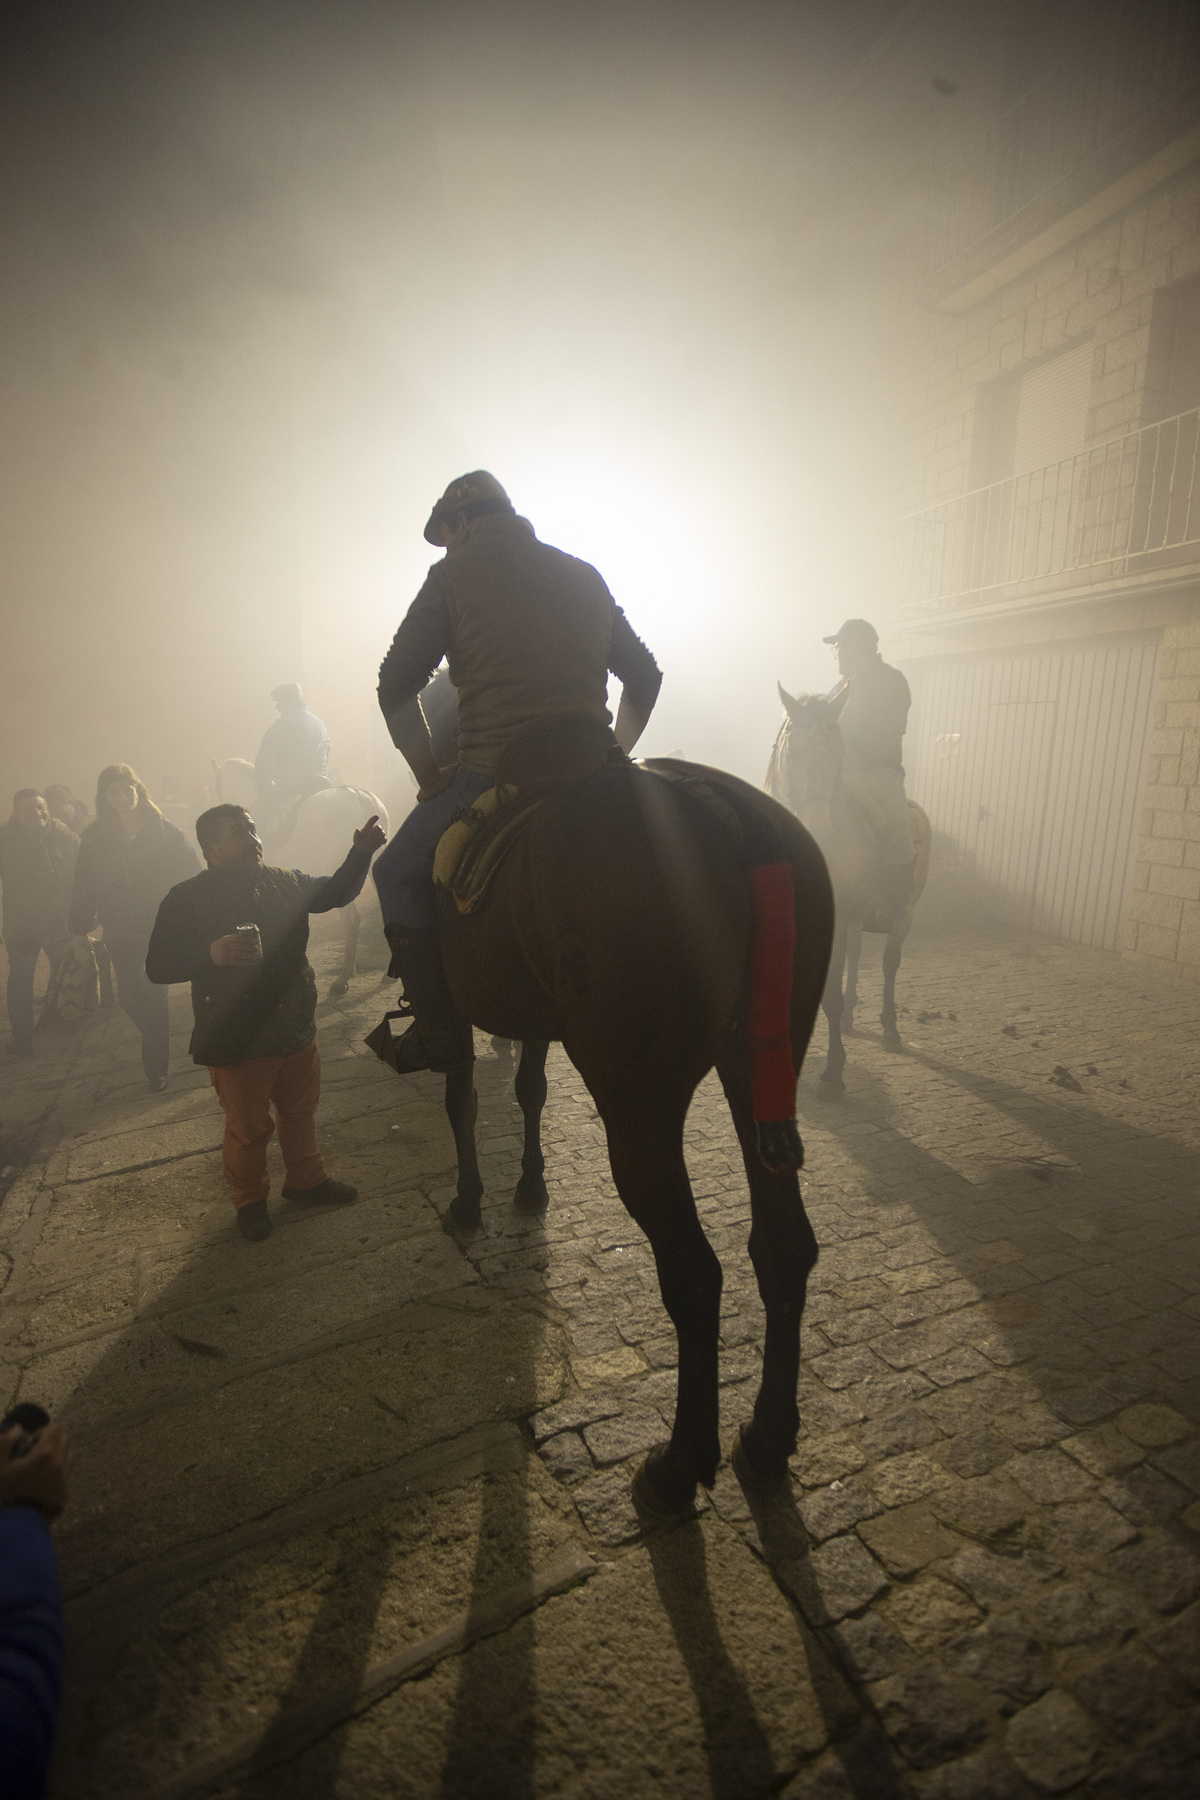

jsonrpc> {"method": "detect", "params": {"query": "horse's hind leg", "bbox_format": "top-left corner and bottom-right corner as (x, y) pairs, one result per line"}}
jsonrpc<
(329, 901), (359, 999)
(843, 924), (863, 1034)
(819, 922), (848, 1096)
(600, 1100), (723, 1512)
(513, 1038), (550, 1214)
(881, 927), (906, 1049)
(444, 1050), (484, 1233)
(717, 1044), (818, 1483)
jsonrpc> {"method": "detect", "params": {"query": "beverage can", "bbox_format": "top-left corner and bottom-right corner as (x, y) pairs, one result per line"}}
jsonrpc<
(236, 923), (263, 960)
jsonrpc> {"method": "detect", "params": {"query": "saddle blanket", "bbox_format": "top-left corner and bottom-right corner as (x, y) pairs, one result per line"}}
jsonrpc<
(433, 784), (528, 914)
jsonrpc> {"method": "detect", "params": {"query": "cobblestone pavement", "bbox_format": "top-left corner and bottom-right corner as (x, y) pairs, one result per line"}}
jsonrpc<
(2, 913), (1200, 1799)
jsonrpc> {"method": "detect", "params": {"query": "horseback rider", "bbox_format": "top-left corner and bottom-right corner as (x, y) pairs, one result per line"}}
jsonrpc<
(824, 618), (916, 923)
(254, 684), (331, 819)
(373, 469), (662, 1072)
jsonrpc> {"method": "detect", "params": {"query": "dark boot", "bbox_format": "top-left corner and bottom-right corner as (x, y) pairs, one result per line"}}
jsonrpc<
(380, 925), (473, 1074)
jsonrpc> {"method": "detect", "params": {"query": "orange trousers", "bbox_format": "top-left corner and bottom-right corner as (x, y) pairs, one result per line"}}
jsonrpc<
(209, 1038), (327, 1208)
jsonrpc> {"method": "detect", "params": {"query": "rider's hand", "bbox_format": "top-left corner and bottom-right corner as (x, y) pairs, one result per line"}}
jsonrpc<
(416, 767), (457, 804)
(210, 933), (261, 967)
(0, 1425), (72, 1522)
(353, 815), (388, 854)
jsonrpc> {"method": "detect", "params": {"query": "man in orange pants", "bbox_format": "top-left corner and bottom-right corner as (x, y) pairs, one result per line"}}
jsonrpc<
(146, 803), (387, 1240)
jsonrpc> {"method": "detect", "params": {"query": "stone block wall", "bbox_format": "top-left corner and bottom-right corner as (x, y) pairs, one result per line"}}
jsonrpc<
(884, 161), (1200, 516)
(1125, 615), (1200, 965)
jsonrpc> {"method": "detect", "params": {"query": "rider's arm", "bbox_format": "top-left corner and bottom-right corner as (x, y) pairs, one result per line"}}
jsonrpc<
(378, 575), (453, 765)
(608, 608), (662, 754)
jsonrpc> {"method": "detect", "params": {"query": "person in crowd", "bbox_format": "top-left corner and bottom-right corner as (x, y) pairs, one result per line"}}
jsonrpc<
(373, 470), (661, 1072)
(824, 616), (916, 921)
(145, 802), (386, 1241)
(43, 785), (91, 834)
(254, 683), (331, 812)
(0, 791), (78, 1059)
(0, 1418), (72, 1800)
(68, 765), (200, 1092)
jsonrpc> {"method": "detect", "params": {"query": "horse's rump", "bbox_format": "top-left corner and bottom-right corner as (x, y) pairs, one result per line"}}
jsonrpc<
(440, 759), (833, 1089)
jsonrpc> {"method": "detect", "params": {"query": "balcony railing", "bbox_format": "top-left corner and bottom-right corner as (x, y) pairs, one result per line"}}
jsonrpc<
(925, 0), (1200, 288)
(901, 408), (1200, 615)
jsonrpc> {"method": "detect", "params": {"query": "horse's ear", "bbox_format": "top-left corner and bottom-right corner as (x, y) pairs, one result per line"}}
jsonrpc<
(211, 758), (220, 776)
(777, 683), (801, 720)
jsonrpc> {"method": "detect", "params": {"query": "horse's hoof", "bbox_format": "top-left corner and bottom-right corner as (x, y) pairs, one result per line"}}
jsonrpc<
(882, 1032), (904, 1053)
(632, 1444), (699, 1521)
(444, 1196), (483, 1234)
(730, 1425), (791, 1494)
(514, 1174), (549, 1214)
(328, 979), (350, 999)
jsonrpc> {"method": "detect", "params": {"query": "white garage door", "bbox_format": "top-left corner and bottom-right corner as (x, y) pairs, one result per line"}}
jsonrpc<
(904, 635), (1160, 950)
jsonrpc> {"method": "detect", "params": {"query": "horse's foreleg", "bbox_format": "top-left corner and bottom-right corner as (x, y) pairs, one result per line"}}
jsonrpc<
(881, 929), (906, 1048)
(601, 1102), (722, 1512)
(843, 923), (863, 1034)
(819, 922), (848, 1095)
(328, 901), (360, 998)
(717, 1046), (818, 1482)
(513, 1038), (550, 1214)
(443, 1057), (483, 1232)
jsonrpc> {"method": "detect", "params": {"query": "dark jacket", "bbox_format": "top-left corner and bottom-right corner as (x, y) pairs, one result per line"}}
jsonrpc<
(0, 819), (78, 941)
(0, 1507), (63, 1800)
(378, 511), (661, 776)
(830, 657), (912, 772)
(144, 845), (372, 1066)
(68, 811), (200, 943)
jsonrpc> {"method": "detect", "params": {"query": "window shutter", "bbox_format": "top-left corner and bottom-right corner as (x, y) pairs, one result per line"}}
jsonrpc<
(1011, 340), (1094, 473)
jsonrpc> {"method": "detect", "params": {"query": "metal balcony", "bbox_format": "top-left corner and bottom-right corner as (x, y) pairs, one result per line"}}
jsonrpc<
(901, 407), (1200, 615)
(925, 0), (1200, 293)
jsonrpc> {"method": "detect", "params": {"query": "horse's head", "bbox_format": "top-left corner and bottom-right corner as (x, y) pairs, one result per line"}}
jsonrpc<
(769, 685), (846, 839)
(212, 758), (257, 809)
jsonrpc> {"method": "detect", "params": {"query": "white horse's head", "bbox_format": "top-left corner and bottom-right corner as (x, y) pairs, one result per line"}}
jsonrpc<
(212, 758), (257, 809)
(769, 685), (847, 840)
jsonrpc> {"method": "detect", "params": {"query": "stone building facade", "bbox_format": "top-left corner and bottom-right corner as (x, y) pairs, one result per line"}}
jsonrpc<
(851, 0), (1200, 966)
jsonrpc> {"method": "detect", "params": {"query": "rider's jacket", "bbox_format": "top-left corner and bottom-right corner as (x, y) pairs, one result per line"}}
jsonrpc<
(378, 511), (661, 776)
(145, 846), (371, 1065)
(828, 656), (912, 772)
(255, 707), (331, 800)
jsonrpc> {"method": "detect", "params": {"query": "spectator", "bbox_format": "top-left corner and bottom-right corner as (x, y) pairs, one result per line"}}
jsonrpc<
(43, 786), (90, 835)
(145, 802), (386, 1240)
(0, 1420), (72, 1800)
(0, 791), (78, 1059)
(68, 764), (200, 1092)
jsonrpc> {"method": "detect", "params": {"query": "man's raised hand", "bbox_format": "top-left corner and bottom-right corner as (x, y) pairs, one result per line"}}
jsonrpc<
(354, 815), (388, 854)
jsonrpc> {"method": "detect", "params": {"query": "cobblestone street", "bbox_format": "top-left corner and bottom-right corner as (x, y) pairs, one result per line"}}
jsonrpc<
(3, 914), (1200, 1799)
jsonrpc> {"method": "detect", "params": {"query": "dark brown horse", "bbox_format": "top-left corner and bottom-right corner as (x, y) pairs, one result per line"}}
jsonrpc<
(429, 754), (833, 1517)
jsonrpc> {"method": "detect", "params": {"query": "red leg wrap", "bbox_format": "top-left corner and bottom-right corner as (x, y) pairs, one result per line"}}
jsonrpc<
(749, 862), (797, 1125)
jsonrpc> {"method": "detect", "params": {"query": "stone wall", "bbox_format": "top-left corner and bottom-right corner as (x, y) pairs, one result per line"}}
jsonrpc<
(885, 162), (1200, 516)
(1125, 612), (1200, 965)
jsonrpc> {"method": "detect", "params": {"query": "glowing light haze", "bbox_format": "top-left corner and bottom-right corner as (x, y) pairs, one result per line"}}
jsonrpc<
(0, 0), (907, 816)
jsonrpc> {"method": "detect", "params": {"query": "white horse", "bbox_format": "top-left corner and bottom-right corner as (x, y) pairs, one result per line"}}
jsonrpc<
(212, 759), (389, 998)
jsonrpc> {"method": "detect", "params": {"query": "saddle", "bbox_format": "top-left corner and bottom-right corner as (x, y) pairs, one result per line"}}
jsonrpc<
(433, 717), (618, 915)
(432, 734), (756, 918)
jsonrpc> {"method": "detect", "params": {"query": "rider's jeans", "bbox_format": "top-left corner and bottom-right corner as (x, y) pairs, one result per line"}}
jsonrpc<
(372, 767), (495, 929)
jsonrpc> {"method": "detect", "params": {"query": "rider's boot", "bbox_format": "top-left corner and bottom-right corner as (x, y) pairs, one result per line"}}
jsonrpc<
(383, 925), (473, 1073)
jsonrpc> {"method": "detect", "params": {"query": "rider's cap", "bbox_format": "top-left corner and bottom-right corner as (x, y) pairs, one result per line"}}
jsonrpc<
(424, 471), (514, 545)
(271, 682), (304, 705)
(823, 618), (878, 647)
